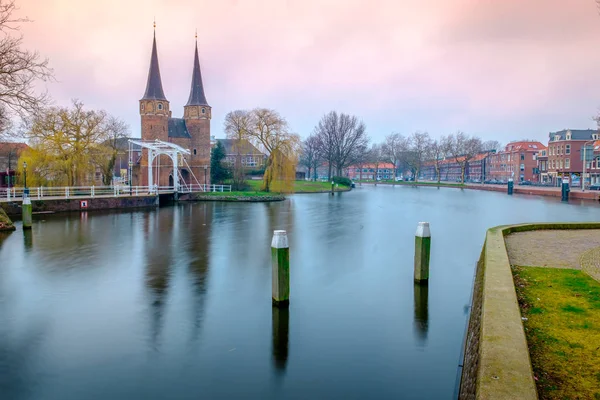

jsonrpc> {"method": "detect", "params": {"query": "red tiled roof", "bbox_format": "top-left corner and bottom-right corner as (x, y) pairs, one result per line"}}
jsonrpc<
(504, 141), (545, 152)
(0, 142), (28, 153)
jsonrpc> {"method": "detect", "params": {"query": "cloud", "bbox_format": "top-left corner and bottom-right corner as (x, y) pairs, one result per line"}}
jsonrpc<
(14, 0), (600, 143)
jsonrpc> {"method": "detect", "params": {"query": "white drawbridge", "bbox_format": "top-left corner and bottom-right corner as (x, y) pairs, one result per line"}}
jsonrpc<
(128, 139), (204, 193)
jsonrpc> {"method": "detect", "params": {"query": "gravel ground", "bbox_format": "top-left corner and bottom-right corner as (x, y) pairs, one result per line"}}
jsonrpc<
(505, 230), (600, 269)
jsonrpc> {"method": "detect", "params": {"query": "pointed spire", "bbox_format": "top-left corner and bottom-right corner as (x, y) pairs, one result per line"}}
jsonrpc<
(185, 36), (209, 107)
(141, 23), (167, 101)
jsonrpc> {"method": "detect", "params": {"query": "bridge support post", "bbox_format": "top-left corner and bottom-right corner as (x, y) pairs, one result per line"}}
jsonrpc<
(272, 230), (290, 308)
(22, 197), (32, 230)
(414, 222), (431, 283)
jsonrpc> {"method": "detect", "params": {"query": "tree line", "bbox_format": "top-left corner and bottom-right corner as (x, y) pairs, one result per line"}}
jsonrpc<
(300, 111), (502, 184)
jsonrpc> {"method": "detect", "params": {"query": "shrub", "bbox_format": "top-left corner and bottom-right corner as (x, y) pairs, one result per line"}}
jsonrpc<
(332, 176), (352, 187)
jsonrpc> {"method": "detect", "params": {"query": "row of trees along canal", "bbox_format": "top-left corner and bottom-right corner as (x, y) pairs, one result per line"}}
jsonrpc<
(299, 111), (501, 184)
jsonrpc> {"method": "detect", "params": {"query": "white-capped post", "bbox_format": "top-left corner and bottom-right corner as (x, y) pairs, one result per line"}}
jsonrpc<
(414, 222), (431, 283)
(22, 197), (32, 230)
(272, 230), (290, 307)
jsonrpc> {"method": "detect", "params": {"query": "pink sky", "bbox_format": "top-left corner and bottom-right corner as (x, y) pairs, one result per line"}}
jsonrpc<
(16, 0), (600, 144)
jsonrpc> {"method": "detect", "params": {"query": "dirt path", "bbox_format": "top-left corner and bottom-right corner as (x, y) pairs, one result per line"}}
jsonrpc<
(505, 230), (600, 269)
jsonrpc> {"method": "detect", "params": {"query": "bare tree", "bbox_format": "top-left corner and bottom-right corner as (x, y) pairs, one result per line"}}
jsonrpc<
(446, 131), (483, 184)
(0, 0), (53, 136)
(382, 133), (408, 180)
(230, 108), (300, 192)
(427, 136), (449, 183)
(332, 113), (368, 176)
(406, 131), (431, 182)
(299, 134), (320, 181)
(313, 111), (369, 179)
(96, 116), (129, 185)
(313, 112), (337, 180)
(367, 143), (384, 183)
(482, 140), (502, 152)
(224, 109), (253, 190)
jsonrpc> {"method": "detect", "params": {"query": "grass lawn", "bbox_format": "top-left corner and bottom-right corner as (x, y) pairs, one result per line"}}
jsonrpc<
(245, 179), (349, 193)
(512, 266), (600, 399)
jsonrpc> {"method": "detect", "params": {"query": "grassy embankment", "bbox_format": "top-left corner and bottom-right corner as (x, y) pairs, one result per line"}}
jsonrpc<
(512, 266), (600, 399)
(355, 179), (465, 187)
(244, 179), (350, 193)
(0, 207), (15, 231)
(201, 180), (350, 199)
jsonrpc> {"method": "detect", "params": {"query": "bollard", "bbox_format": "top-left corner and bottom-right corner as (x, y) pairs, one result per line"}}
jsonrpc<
(507, 178), (514, 195)
(331, 181), (334, 196)
(22, 197), (32, 230)
(272, 230), (290, 307)
(561, 177), (570, 202)
(414, 222), (431, 283)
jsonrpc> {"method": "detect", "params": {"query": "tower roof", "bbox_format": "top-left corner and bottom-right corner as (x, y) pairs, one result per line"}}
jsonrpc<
(185, 40), (209, 106)
(141, 31), (167, 101)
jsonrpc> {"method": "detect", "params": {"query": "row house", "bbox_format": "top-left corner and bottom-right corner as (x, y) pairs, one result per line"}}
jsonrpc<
(216, 139), (266, 169)
(487, 141), (545, 183)
(546, 129), (597, 187)
(420, 152), (492, 182)
(345, 163), (396, 180)
(537, 148), (549, 183)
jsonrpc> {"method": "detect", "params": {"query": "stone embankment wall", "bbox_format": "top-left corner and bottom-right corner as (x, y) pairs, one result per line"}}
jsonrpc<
(459, 222), (600, 400)
(0, 195), (158, 217)
(180, 193), (285, 202)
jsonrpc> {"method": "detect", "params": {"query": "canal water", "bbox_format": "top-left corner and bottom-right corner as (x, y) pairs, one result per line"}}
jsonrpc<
(0, 186), (598, 400)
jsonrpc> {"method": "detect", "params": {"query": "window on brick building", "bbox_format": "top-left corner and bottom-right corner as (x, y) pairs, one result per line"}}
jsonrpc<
(193, 149), (197, 155)
(565, 159), (570, 169)
(202, 108), (206, 114)
(566, 144), (570, 154)
(141, 103), (145, 111)
(158, 103), (163, 110)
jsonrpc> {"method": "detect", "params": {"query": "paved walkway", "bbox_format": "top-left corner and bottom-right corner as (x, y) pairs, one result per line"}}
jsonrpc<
(505, 230), (600, 269)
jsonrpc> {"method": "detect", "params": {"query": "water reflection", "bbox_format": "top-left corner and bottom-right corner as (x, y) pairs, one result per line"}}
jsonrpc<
(183, 203), (212, 343)
(413, 283), (429, 345)
(23, 229), (33, 251)
(142, 209), (175, 351)
(272, 306), (289, 374)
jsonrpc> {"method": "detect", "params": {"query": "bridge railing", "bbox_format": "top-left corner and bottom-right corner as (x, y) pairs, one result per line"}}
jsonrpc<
(2, 184), (232, 200)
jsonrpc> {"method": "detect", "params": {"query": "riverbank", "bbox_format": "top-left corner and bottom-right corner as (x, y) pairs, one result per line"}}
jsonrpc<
(0, 195), (159, 217)
(459, 223), (600, 400)
(356, 180), (465, 188)
(182, 191), (285, 202)
(245, 180), (351, 193)
(0, 207), (15, 231)
(465, 183), (600, 201)
(360, 180), (600, 201)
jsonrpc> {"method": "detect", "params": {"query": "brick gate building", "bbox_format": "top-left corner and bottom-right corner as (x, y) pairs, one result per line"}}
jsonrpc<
(137, 28), (211, 187)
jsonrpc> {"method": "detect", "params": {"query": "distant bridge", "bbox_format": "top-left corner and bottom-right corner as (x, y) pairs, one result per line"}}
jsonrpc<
(1, 184), (232, 202)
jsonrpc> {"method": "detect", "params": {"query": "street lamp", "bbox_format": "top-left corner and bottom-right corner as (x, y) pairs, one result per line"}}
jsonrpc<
(23, 161), (28, 197)
(128, 161), (133, 196)
(582, 140), (594, 191)
(204, 165), (207, 188)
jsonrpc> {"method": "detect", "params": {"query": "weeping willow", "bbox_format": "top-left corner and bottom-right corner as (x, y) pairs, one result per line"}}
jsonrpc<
(263, 148), (297, 193)
(224, 107), (300, 194)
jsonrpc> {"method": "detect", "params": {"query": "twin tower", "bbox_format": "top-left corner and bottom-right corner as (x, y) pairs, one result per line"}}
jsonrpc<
(139, 29), (211, 187)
